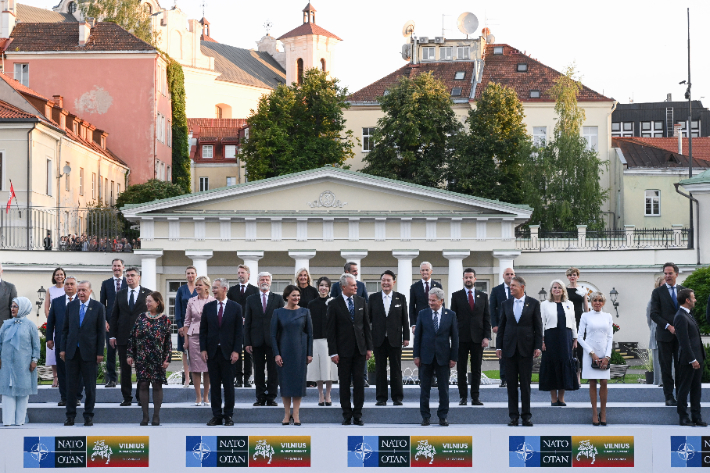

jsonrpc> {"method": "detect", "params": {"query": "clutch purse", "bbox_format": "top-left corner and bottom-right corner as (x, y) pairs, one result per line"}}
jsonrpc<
(591, 358), (610, 370)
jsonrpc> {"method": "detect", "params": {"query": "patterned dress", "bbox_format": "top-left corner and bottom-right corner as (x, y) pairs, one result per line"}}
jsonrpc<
(126, 313), (172, 383)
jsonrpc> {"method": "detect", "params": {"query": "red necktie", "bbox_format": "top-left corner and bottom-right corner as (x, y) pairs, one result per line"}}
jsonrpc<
(468, 290), (475, 311)
(241, 285), (245, 295)
(115, 279), (121, 292)
(218, 302), (224, 327)
(425, 281), (429, 295)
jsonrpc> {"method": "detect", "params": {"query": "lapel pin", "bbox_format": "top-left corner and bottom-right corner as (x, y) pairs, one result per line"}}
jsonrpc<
(525, 304), (529, 307)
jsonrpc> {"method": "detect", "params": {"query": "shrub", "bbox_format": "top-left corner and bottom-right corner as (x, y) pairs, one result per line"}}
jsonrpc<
(609, 350), (626, 365)
(682, 266), (710, 334)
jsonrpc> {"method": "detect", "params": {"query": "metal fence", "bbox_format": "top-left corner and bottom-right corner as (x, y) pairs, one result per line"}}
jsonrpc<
(515, 227), (690, 252)
(0, 206), (138, 251)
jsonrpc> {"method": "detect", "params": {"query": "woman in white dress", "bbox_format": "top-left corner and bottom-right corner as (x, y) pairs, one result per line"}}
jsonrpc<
(577, 291), (614, 426)
(44, 267), (66, 388)
(306, 277), (337, 406)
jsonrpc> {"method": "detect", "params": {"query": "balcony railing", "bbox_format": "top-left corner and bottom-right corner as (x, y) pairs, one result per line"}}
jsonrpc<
(0, 206), (139, 251)
(515, 225), (690, 252)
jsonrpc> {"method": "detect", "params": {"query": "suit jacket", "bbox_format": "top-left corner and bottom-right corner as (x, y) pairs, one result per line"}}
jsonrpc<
(327, 295), (373, 358)
(227, 283), (259, 311)
(413, 308), (458, 365)
(0, 280), (17, 322)
(409, 279), (443, 327)
(368, 291), (409, 348)
(46, 294), (73, 347)
(450, 288), (491, 343)
(244, 292), (284, 348)
(497, 296), (543, 358)
(675, 307), (705, 366)
(109, 286), (152, 345)
(489, 283), (510, 328)
(99, 277), (127, 324)
(60, 298), (105, 362)
(331, 280), (369, 302)
(650, 284), (685, 343)
(199, 299), (243, 359)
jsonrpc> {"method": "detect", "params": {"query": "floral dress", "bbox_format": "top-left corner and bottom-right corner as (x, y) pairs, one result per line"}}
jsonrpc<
(126, 313), (172, 383)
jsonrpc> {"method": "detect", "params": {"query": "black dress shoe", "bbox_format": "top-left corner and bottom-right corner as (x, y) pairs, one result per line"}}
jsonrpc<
(64, 418), (75, 426)
(76, 400), (81, 406)
(375, 401), (386, 406)
(508, 419), (519, 426)
(318, 402), (325, 406)
(439, 418), (449, 426)
(342, 418), (352, 425)
(84, 418), (93, 426)
(140, 420), (149, 426)
(58, 400), (67, 406)
(459, 398), (467, 406)
(224, 417), (234, 426)
(500, 381), (507, 388)
(105, 381), (116, 388)
(393, 401), (403, 406)
(207, 417), (223, 426)
(325, 402), (332, 406)
(522, 420), (533, 427)
(253, 401), (265, 406)
(354, 418), (364, 426)
(235, 380), (243, 387)
(696, 420), (708, 427)
(666, 399), (678, 406)
(680, 419), (695, 426)
(421, 418), (430, 426)
(266, 401), (278, 406)
(471, 399), (483, 406)
(120, 399), (132, 406)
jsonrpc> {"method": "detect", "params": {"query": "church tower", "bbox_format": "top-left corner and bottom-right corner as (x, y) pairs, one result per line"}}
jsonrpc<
(277, 3), (341, 86)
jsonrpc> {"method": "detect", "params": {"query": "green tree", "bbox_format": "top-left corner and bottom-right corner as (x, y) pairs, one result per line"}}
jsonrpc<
(682, 266), (710, 334)
(361, 73), (459, 188)
(80, 0), (159, 46)
(115, 179), (186, 209)
(447, 82), (530, 202)
(165, 57), (190, 193)
(241, 69), (355, 180)
(522, 65), (608, 230)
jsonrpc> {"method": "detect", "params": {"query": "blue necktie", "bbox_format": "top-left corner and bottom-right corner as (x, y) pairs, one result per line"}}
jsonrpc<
(129, 290), (135, 311)
(506, 286), (511, 299)
(80, 303), (86, 326)
(433, 311), (439, 332)
(670, 286), (678, 309)
(347, 297), (354, 321)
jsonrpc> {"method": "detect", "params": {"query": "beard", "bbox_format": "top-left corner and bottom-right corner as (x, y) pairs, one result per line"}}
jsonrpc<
(260, 283), (270, 291)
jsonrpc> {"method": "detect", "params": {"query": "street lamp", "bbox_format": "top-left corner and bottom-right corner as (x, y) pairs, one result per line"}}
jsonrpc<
(609, 287), (620, 318)
(36, 286), (46, 319)
(538, 287), (547, 302)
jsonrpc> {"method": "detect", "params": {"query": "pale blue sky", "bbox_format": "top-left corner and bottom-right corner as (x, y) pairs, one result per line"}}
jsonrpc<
(22, 0), (710, 106)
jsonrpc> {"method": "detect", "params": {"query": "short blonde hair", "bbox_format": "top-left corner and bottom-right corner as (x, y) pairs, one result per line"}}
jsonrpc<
(548, 279), (569, 302)
(589, 291), (606, 304)
(296, 267), (311, 286)
(565, 267), (580, 277)
(654, 276), (665, 288)
(195, 275), (212, 288)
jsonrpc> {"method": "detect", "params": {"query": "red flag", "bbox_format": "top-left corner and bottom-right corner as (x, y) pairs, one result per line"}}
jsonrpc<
(6, 181), (16, 213)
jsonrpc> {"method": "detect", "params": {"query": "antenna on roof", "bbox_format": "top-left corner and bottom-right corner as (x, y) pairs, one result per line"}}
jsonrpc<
(457, 12), (478, 39)
(264, 19), (273, 35)
(200, 0), (207, 18)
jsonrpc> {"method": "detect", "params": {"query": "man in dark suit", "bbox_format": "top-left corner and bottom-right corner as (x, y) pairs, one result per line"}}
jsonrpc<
(99, 258), (126, 388)
(46, 276), (83, 406)
(409, 262), (443, 332)
(450, 268), (490, 406)
(108, 267), (152, 406)
(244, 272), (284, 406)
(227, 264), (258, 387)
(414, 287), (458, 426)
(0, 263), (17, 322)
(328, 273), (373, 425)
(368, 270), (409, 406)
(650, 262), (685, 406)
(489, 267), (515, 388)
(59, 281), (105, 426)
(496, 276), (542, 426)
(200, 278), (243, 426)
(674, 289), (706, 426)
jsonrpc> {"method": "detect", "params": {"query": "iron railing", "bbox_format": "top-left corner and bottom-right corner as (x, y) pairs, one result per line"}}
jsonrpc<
(516, 227), (690, 252)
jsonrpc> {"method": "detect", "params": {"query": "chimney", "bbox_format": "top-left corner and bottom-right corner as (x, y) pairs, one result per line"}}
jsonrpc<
(666, 93), (672, 102)
(0, 0), (16, 39)
(678, 127), (683, 154)
(79, 20), (93, 47)
(52, 95), (63, 108)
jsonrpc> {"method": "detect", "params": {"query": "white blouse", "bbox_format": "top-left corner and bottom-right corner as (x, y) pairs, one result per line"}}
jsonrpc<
(540, 300), (578, 338)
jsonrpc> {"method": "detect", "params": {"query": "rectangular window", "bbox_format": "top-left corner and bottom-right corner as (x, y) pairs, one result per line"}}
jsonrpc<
(14, 63), (29, 87)
(110, 180), (114, 205)
(641, 121), (663, 138)
(104, 178), (108, 201)
(493, 46), (504, 55)
(226, 177), (237, 186)
(116, 183), (120, 197)
(533, 126), (547, 147)
(92, 172), (96, 199)
(224, 145), (237, 159)
(167, 167), (171, 181)
(451, 87), (462, 96)
(676, 120), (701, 138)
(422, 47), (435, 61)
(202, 145), (213, 159)
(517, 63), (528, 72)
(362, 127), (375, 152)
(199, 176), (209, 192)
(582, 126), (598, 151)
(612, 122), (634, 137)
(79, 168), (84, 196)
(98, 176), (102, 201)
(167, 121), (172, 147)
(456, 47), (470, 60)
(64, 161), (70, 191)
(454, 71), (465, 80)
(46, 159), (52, 195)
(529, 90), (541, 98)
(440, 47), (453, 60)
(645, 190), (660, 216)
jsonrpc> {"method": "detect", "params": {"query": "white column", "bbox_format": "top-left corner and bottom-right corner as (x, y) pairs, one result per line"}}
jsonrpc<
(134, 249), (163, 292)
(492, 250), (522, 284)
(392, 250), (419, 296)
(185, 250), (213, 277)
(443, 250), (471, 306)
(340, 250), (368, 281)
(237, 251), (264, 286)
(288, 250), (317, 278)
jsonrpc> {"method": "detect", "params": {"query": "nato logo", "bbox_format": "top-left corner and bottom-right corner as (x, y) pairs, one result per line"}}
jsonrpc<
(186, 436), (248, 468)
(348, 436), (409, 467)
(24, 436), (87, 468)
(671, 436), (705, 468)
(509, 436), (541, 468)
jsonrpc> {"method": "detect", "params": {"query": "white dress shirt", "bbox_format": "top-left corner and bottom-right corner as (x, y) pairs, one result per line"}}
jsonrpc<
(127, 286), (141, 304)
(513, 297), (525, 323)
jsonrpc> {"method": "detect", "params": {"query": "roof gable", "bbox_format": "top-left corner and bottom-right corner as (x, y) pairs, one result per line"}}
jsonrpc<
(200, 41), (285, 89)
(613, 137), (710, 169)
(277, 22), (341, 41)
(16, 3), (77, 23)
(9, 22), (155, 52)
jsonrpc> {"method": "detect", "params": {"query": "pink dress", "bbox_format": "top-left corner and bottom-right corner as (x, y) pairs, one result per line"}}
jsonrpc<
(183, 295), (215, 373)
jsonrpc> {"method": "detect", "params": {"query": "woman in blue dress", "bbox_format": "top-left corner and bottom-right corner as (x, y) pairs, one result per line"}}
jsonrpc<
(175, 266), (198, 387)
(271, 285), (313, 426)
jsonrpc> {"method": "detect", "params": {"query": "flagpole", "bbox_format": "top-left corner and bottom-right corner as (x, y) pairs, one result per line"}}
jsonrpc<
(8, 179), (20, 217)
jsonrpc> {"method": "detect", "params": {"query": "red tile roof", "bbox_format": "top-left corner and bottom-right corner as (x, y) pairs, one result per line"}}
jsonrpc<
(613, 137), (710, 169)
(278, 22), (341, 41)
(0, 72), (50, 101)
(0, 99), (41, 120)
(9, 22), (155, 52)
(188, 118), (247, 140)
(617, 137), (710, 161)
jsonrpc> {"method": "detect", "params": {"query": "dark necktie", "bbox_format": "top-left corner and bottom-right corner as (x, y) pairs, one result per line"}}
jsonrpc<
(425, 281), (429, 295)
(468, 290), (475, 311)
(506, 286), (511, 299)
(129, 290), (135, 311)
(80, 303), (86, 325)
(433, 311), (439, 332)
(670, 286), (678, 309)
(241, 285), (245, 296)
(116, 279), (121, 293)
(347, 297), (354, 321)
(218, 302), (224, 327)
(262, 293), (267, 313)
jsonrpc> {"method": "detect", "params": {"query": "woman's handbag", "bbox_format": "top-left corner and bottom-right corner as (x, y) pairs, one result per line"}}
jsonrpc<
(591, 358), (610, 370)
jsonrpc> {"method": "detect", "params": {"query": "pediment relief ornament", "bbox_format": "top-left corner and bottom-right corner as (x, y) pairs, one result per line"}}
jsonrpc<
(307, 190), (347, 208)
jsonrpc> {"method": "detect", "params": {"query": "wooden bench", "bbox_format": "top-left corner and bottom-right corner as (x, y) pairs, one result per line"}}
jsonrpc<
(610, 364), (629, 383)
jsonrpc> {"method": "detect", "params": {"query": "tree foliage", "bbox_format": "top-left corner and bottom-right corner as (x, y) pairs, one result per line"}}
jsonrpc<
(361, 73), (460, 188)
(241, 69), (355, 180)
(80, 0), (159, 46)
(115, 179), (186, 208)
(164, 56), (190, 193)
(447, 82), (530, 203)
(682, 266), (710, 334)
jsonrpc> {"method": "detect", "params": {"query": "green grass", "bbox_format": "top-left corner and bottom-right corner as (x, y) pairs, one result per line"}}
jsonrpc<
(483, 370), (644, 384)
(40, 371), (173, 385)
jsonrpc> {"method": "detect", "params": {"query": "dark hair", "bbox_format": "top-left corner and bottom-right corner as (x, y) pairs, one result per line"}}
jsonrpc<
(283, 284), (300, 301)
(125, 266), (140, 275)
(52, 267), (66, 285)
(316, 276), (331, 289)
(344, 262), (358, 273)
(663, 262), (680, 274)
(678, 288), (694, 306)
(380, 270), (396, 280)
(147, 291), (165, 314)
(512, 275), (526, 287)
(463, 268), (476, 276)
(112, 258), (124, 266)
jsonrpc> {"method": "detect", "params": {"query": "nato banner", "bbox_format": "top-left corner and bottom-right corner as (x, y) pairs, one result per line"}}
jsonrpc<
(348, 435), (471, 468)
(23, 436), (149, 468)
(186, 435), (311, 467)
(509, 436), (634, 468)
(671, 436), (710, 468)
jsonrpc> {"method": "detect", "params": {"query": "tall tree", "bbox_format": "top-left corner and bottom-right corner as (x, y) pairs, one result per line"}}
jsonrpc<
(165, 57), (190, 193)
(447, 82), (530, 203)
(523, 65), (608, 230)
(80, 0), (158, 46)
(361, 72), (460, 188)
(241, 69), (355, 181)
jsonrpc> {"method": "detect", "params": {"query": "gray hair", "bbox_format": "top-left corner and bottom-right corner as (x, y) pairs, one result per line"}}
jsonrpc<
(512, 275), (526, 287)
(78, 280), (92, 289)
(429, 287), (445, 301)
(339, 273), (357, 287)
(548, 279), (569, 303)
(213, 278), (229, 289)
(257, 271), (272, 280)
(589, 291), (607, 304)
(65, 275), (78, 283)
(420, 261), (432, 270)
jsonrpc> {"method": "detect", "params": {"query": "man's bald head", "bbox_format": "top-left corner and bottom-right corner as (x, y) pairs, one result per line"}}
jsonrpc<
(502, 268), (515, 285)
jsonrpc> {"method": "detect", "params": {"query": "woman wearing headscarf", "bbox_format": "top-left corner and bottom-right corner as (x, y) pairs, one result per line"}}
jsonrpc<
(0, 297), (40, 426)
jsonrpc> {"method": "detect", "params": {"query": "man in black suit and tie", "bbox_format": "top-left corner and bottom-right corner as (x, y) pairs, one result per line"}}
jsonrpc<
(496, 276), (542, 426)
(414, 287), (458, 426)
(674, 289), (707, 426)
(244, 272), (284, 406)
(227, 264), (258, 387)
(330, 262), (369, 302)
(409, 262), (443, 332)
(99, 258), (126, 388)
(59, 281), (105, 426)
(650, 262), (685, 406)
(46, 276), (83, 406)
(109, 267), (152, 406)
(200, 278), (242, 426)
(368, 270), (409, 406)
(450, 268), (490, 406)
(490, 267), (515, 388)
(328, 273), (373, 425)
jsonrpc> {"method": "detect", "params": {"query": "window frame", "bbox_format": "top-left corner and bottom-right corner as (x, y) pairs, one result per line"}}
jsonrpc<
(532, 126), (547, 148)
(46, 158), (52, 196)
(362, 127), (375, 153)
(612, 122), (634, 138)
(529, 90), (541, 98)
(644, 189), (661, 216)
(224, 144), (237, 159)
(456, 47), (470, 60)
(451, 87), (462, 97)
(91, 172), (96, 199)
(202, 145), (214, 159)
(440, 46), (453, 61)
(78, 167), (84, 196)
(582, 126), (598, 151)
(493, 46), (504, 55)
(421, 47), (436, 61)
(641, 121), (663, 138)
(14, 63), (29, 87)
(226, 177), (237, 187)
(517, 63), (528, 72)
(199, 176), (209, 192)
(454, 71), (466, 80)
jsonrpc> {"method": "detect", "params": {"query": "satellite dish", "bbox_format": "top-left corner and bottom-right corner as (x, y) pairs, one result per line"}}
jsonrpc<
(401, 44), (412, 61)
(457, 12), (479, 37)
(486, 34), (495, 43)
(402, 20), (415, 38)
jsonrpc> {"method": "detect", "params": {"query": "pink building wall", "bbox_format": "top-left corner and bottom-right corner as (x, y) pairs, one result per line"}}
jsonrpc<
(5, 55), (172, 185)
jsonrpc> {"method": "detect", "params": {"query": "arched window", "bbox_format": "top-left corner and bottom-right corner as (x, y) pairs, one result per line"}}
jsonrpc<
(144, 3), (152, 14)
(68, 1), (76, 13)
(215, 105), (222, 119)
(297, 58), (304, 85)
(320, 58), (326, 72)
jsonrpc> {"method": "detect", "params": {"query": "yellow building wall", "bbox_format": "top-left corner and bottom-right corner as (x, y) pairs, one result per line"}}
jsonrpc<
(622, 172), (693, 228)
(191, 162), (242, 192)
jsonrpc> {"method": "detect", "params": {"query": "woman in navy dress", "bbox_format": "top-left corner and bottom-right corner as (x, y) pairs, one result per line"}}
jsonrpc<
(175, 266), (198, 387)
(271, 285), (313, 425)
